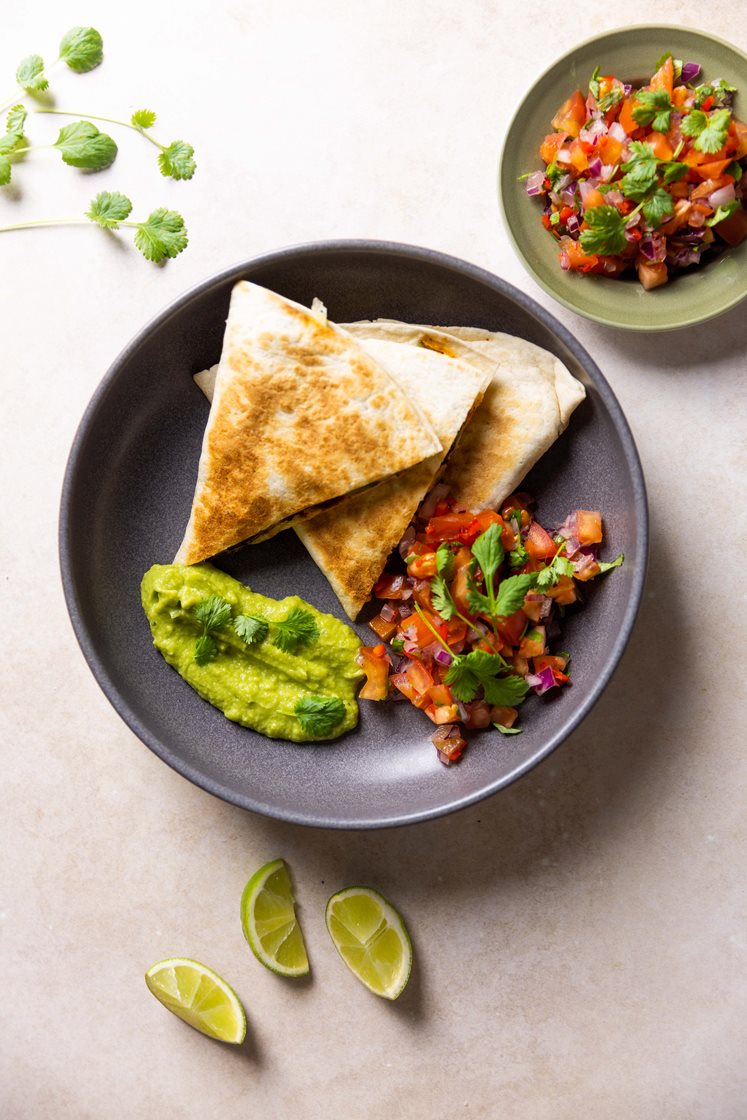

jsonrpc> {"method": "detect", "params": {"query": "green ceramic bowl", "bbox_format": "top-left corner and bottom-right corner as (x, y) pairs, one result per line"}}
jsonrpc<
(499, 26), (747, 331)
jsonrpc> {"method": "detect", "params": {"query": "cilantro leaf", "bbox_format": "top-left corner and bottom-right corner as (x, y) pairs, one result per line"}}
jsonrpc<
(693, 80), (736, 108)
(0, 155), (11, 186)
(632, 89), (673, 132)
(59, 26), (104, 73)
(707, 200), (740, 227)
(597, 87), (623, 113)
(494, 723), (523, 736)
(85, 191), (133, 229)
(682, 108), (731, 153)
(233, 614), (269, 646)
(642, 187), (674, 228)
(445, 650), (503, 702)
(597, 553), (624, 574)
(726, 161), (743, 182)
(579, 205), (627, 256)
(53, 121), (117, 170)
(435, 542), (455, 581)
(273, 607), (319, 653)
(589, 66), (601, 99)
(193, 594), (233, 632)
(158, 139), (196, 180)
(465, 569), (490, 616)
(493, 573), (538, 617)
(535, 555), (573, 591)
(482, 674), (530, 707)
(660, 160), (688, 184)
(620, 162), (658, 200)
(472, 522), (504, 582)
(295, 696), (346, 737)
(6, 105), (27, 136)
(133, 208), (188, 262)
(0, 130), (25, 155)
(431, 575), (457, 620)
(16, 54), (48, 93)
(194, 633), (218, 665)
(131, 109), (157, 129)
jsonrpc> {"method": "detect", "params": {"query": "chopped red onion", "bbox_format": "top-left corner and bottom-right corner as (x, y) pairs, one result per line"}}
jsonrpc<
(587, 157), (603, 178)
(681, 61), (701, 83)
(566, 214), (580, 234)
(555, 173), (572, 192)
(526, 666), (557, 696)
(709, 184), (736, 209)
(434, 648), (453, 667)
(419, 483), (450, 521)
(623, 83), (632, 95)
(599, 163), (616, 182)
(605, 190), (623, 207)
(397, 527), (416, 560)
(556, 149), (572, 166)
(524, 170), (546, 197)
(539, 597), (553, 620)
(560, 188), (576, 207)
(398, 604), (413, 618)
(609, 121), (627, 142)
(640, 235), (666, 263)
(380, 602), (397, 622)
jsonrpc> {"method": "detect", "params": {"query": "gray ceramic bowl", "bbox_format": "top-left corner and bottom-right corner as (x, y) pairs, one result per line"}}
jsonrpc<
(59, 241), (648, 828)
(500, 25), (747, 330)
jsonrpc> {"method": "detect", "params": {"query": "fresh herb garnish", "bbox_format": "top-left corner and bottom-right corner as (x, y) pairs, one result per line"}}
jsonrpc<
(632, 89), (673, 132)
(83, 193), (188, 261)
(706, 200), (740, 227)
(597, 87), (622, 113)
(579, 205), (627, 255)
(535, 550), (574, 591)
(295, 696), (346, 736)
(233, 614), (269, 646)
(589, 65), (601, 99)
(641, 187), (674, 228)
(3, 27), (103, 111)
(692, 79), (736, 109)
(445, 650), (529, 706)
(273, 607), (320, 653)
(192, 594), (233, 665)
(681, 108), (731, 154)
(597, 553), (624, 574)
(494, 722), (523, 735)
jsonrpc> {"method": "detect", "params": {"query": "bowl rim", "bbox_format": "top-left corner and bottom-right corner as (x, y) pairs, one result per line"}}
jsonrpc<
(498, 23), (747, 332)
(58, 239), (649, 828)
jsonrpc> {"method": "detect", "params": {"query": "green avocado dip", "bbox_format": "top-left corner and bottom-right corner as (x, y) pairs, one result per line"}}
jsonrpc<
(140, 563), (363, 742)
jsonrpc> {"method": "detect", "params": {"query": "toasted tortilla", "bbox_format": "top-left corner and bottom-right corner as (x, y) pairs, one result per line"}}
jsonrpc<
(196, 326), (493, 618)
(174, 282), (441, 565)
(343, 321), (586, 512)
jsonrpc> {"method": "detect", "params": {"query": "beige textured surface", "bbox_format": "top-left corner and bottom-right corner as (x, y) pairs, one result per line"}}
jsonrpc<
(1, 3), (746, 1118)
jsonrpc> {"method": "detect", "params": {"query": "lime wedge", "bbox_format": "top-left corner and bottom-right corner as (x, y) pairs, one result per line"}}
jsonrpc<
(240, 858), (309, 977)
(144, 957), (246, 1043)
(325, 886), (412, 999)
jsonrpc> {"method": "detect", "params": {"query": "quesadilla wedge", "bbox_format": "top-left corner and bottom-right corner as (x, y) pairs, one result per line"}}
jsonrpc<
(343, 320), (585, 512)
(174, 282), (441, 565)
(195, 324), (493, 619)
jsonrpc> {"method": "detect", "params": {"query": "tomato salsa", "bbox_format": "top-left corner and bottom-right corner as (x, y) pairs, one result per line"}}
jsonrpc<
(356, 490), (623, 766)
(524, 54), (747, 288)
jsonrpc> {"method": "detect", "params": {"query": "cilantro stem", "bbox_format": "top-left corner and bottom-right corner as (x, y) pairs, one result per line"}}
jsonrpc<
(32, 108), (166, 149)
(0, 60), (61, 115)
(0, 217), (89, 232)
(413, 604), (456, 657)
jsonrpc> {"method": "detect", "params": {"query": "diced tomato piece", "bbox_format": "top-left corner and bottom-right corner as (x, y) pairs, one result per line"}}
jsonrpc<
(368, 613), (398, 642)
(524, 519), (556, 560)
(391, 672), (418, 703)
(433, 498), (452, 516)
(691, 176), (731, 201)
(733, 119), (747, 159)
(519, 626), (546, 659)
(445, 618), (468, 646)
(522, 595), (544, 623)
(373, 572), (410, 599)
(405, 658), (434, 694)
(463, 700), (492, 729)
(425, 512), (475, 543)
(511, 652), (529, 677)
(545, 576), (577, 605)
(573, 560), (601, 582)
(561, 238), (599, 273)
(357, 647), (390, 701)
(647, 131), (673, 161)
(618, 97), (638, 134)
(501, 494), (532, 522)
(428, 683), (454, 707)
(583, 188), (607, 211)
(407, 551), (437, 579)
(534, 654), (570, 683)
(671, 85), (689, 108)
(569, 138), (589, 172)
(714, 207), (747, 246)
(399, 611), (435, 649)
(425, 703), (460, 725)
(463, 509), (503, 541)
(551, 89), (587, 137)
(539, 131), (567, 164)
(694, 158), (732, 180)
(490, 705), (518, 728)
(496, 608), (527, 647)
(650, 56), (674, 95)
(575, 510), (603, 545)
(637, 259), (668, 290)
(597, 134), (623, 165)
(432, 727), (467, 764)
(449, 546), (474, 616)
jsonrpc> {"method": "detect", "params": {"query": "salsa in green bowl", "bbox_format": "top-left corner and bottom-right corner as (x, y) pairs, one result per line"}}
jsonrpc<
(499, 26), (747, 330)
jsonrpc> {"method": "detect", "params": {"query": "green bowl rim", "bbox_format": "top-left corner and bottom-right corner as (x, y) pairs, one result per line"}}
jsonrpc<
(498, 23), (747, 332)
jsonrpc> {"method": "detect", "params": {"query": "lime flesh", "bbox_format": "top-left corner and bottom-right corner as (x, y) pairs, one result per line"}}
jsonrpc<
(325, 886), (412, 999)
(241, 858), (309, 977)
(145, 957), (246, 1043)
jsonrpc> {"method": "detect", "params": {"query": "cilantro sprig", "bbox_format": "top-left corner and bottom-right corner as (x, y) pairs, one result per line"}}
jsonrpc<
(579, 205), (628, 256)
(0, 119), (118, 184)
(295, 696), (346, 737)
(0, 192), (189, 263)
(273, 607), (320, 653)
(233, 614), (269, 646)
(193, 594), (233, 665)
(681, 107), (731, 154)
(0, 27), (103, 114)
(632, 89), (673, 132)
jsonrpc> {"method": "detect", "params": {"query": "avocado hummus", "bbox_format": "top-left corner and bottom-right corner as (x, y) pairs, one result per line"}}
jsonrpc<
(140, 564), (363, 742)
